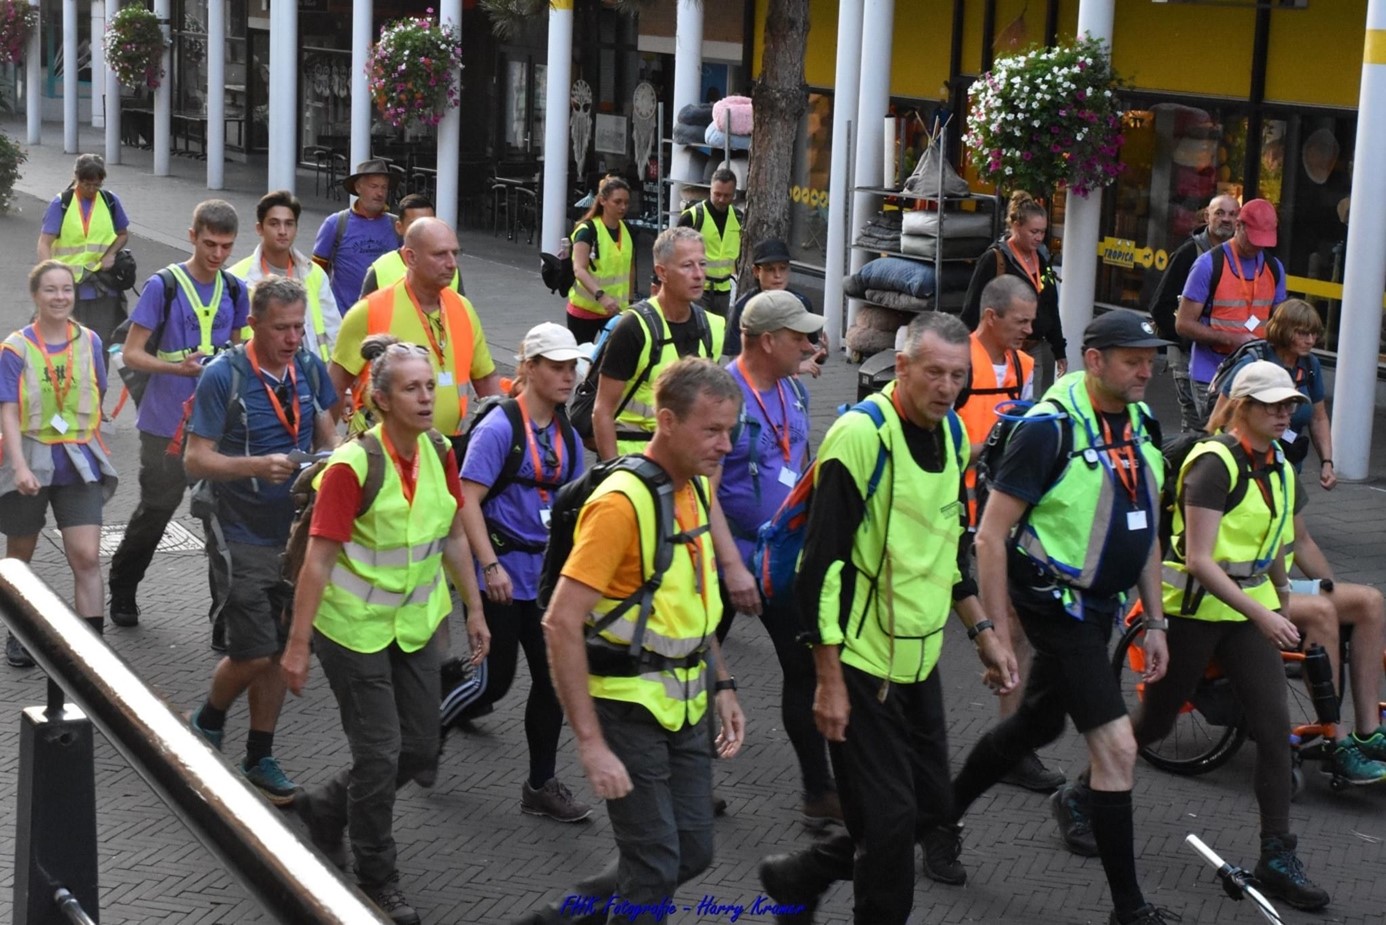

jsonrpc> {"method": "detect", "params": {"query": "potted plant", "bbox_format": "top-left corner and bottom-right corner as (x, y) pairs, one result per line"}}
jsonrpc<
(367, 11), (464, 130)
(965, 34), (1127, 197)
(0, 0), (37, 64)
(103, 6), (167, 90)
(0, 130), (27, 213)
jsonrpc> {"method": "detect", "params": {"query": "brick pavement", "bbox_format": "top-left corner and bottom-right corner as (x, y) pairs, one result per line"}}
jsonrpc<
(0, 120), (1383, 923)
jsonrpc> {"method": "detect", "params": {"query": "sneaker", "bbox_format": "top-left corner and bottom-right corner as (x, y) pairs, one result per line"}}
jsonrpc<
(920, 823), (967, 885)
(1108, 904), (1182, 924)
(1050, 782), (1099, 857)
(6, 633), (34, 668)
(363, 876), (421, 925)
(109, 593), (139, 628)
(1351, 725), (1386, 762)
(188, 707), (224, 752)
(1253, 833), (1330, 911)
(295, 790), (347, 870)
(801, 791), (844, 827)
(1331, 737), (1386, 784)
(758, 854), (820, 925)
(712, 792), (729, 816)
(242, 756), (300, 806)
(521, 778), (592, 823)
(1001, 750), (1066, 792)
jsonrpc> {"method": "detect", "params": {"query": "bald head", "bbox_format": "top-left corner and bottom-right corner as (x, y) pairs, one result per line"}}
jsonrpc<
(402, 216), (460, 294)
(1206, 194), (1239, 243)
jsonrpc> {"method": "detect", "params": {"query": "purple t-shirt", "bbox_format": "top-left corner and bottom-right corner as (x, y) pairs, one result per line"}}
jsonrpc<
(129, 268), (250, 438)
(0, 325), (108, 484)
(41, 192), (131, 300)
(460, 404), (584, 601)
(718, 362), (812, 567)
(313, 209), (401, 315)
(1181, 245), (1288, 383)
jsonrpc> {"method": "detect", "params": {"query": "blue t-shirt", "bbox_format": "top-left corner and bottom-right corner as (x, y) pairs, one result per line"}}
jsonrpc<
(41, 192), (131, 300)
(188, 349), (337, 546)
(129, 268), (250, 438)
(718, 361), (812, 567)
(1219, 350), (1323, 468)
(459, 404), (584, 601)
(0, 325), (107, 485)
(313, 210), (401, 315)
(1181, 246), (1288, 383)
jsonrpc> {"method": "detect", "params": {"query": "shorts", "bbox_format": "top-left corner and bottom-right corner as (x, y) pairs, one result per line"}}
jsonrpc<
(209, 538), (291, 661)
(1013, 592), (1129, 733)
(1289, 578), (1321, 597)
(0, 482), (104, 537)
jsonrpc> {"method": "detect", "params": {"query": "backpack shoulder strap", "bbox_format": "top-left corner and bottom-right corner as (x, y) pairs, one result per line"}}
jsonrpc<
(555, 407), (580, 479)
(425, 428), (451, 466)
(486, 399), (527, 502)
(691, 304), (714, 358)
(994, 246), (1006, 279)
(584, 218), (599, 262)
(849, 399), (891, 500)
(100, 189), (116, 212)
(612, 302), (666, 421)
(152, 266), (179, 350)
(333, 210), (349, 260)
(357, 432), (388, 517)
(60, 188), (73, 210)
(1203, 245), (1226, 320)
(945, 409), (965, 471)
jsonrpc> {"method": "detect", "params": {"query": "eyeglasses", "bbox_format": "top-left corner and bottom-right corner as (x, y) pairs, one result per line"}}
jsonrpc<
(1252, 398), (1297, 415)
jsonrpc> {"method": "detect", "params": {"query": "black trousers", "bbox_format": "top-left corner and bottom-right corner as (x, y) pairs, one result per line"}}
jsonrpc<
(109, 431), (189, 597)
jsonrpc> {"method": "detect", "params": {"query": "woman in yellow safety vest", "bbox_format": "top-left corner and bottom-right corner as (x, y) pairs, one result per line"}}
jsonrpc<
(0, 261), (117, 667)
(565, 175), (635, 346)
(280, 333), (488, 922)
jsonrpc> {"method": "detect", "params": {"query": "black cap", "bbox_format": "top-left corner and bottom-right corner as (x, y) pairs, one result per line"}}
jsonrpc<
(1083, 310), (1170, 350)
(752, 238), (792, 266)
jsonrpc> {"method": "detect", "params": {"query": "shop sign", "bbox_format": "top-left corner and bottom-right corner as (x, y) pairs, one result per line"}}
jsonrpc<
(1097, 236), (1166, 270)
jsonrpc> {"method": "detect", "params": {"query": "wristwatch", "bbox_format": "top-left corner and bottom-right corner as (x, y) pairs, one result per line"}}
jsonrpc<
(594, 289), (607, 300)
(713, 677), (737, 693)
(967, 620), (994, 641)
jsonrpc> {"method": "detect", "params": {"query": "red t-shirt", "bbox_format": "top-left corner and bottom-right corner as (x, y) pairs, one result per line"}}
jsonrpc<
(310, 447), (464, 543)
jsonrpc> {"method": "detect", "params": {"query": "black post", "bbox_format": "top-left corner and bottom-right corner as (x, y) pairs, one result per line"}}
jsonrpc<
(14, 704), (98, 925)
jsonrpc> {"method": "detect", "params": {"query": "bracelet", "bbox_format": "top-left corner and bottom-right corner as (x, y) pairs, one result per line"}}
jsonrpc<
(482, 562), (500, 573)
(714, 677), (737, 693)
(1322, 459), (1333, 467)
(1144, 620), (1169, 633)
(967, 620), (994, 641)
(1275, 583), (1292, 594)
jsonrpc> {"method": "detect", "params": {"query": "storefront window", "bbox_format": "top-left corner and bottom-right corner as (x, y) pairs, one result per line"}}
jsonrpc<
(786, 92), (833, 269)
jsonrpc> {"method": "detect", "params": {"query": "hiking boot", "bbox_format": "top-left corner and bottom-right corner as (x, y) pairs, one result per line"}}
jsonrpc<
(1001, 750), (1066, 792)
(920, 823), (967, 885)
(758, 853), (821, 924)
(1108, 904), (1182, 924)
(363, 876), (421, 925)
(188, 707), (223, 752)
(6, 633), (34, 668)
(295, 790), (347, 869)
(242, 756), (300, 806)
(109, 592), (139, 628)
(1331, 737), (1386, 784)
(521, 778), (592, 823)
(801, 791), (844, 827)
(1253, 833), (1330, 911)
(1350, 725), (1386, 762)
(1050, 782), (1099, 857)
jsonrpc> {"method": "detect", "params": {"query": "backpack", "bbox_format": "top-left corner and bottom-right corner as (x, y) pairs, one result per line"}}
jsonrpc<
(537, 455), (711, 676)
(973, 399), (1069, 529)
(540, 218), (597, 296)
(1147, 234), (1209, 341)
(956, 348), (1024, 410)
(568, 300), (715, 444)
(1204, 338), (1313, 402)
(328, 208), (399, 266)
(1160, 432), (1286, 564)
(60, 188), (137, 293)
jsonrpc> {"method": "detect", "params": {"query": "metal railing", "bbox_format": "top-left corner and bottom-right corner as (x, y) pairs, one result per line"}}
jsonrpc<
(0, 560), (391, 924)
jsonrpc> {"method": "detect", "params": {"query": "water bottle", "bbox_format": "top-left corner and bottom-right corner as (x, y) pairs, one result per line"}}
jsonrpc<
(1304, 643), (1340, 726)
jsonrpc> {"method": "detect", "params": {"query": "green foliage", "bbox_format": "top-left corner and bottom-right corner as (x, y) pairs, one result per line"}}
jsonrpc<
(104, 7), (167, 90)
(0, 130), (28, 214)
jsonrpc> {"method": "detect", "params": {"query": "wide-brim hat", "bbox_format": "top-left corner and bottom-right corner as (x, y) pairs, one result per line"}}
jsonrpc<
(343, 158), (399, 196)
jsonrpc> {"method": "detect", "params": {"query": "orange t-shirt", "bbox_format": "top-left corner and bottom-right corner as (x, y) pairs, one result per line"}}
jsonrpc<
(561, 481), (703, 599)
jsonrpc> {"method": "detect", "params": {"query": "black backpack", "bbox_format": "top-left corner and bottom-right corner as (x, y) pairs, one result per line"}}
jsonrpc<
(973, 399), (1069, 529)
(540, 219), (597, 295)
(537, 455), (710, 676)
(956, 348), (1024, 410)
(58, 188), (138, 292)
(1204, 339), (1315, 404)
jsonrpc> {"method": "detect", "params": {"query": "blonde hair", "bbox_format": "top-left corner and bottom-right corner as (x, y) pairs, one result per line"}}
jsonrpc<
(1007, 190), (1047, 227)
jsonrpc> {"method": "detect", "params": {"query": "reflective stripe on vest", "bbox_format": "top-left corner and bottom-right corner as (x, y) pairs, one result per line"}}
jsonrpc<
(314, 427), (458, 653)
(567, 220), (633, 315)
(154, 265), (228, 361)
(585, 468), (717, 731)
(683, 203), (741, 290)
(1206, 243), (1277, 339)
(52, 193), (117, 282)
(614, 299), (726, 437)
(369, 249), (461, 297)
(1014, 372), (1163, 593)
(228, 254), (331, 362)
(2, 324), (101, 442)
(1161, 439), (1292, 622)
(959, 334), (1033, 523)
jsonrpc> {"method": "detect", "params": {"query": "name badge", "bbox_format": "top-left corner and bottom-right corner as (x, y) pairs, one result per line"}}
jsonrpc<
(778, 466), (799, 488)
(1244, 316), (1261, 332)
(1127, 509), (1148, 531)
(1281, 428), (1298, 444)
(540, 508), (552, 529)
(50, 414), (69, 435)
(436, 370), (455, 388)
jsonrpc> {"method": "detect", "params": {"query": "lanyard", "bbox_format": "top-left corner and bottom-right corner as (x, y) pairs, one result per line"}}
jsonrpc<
(170, 264), (225, 354)
(380, 427), (421, 505)
(78, 195), (94, 237)
(1236, 435), (1278, 514)
(1013, 246), (1045, 293)
(1086, 385), (1140, 503)
(516, 394), (564, 503)
(403, 281), (448, 365)
(673, 483), (707, 605)
(736, 357), (792, 464)
(261, 251), (295, 279)
(245, 347), (301, 443)
(25, 323), (77, 410)
(1223, 242), (1263, 320)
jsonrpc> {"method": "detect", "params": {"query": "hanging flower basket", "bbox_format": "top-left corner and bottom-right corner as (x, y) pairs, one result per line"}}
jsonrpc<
(964, 34), (1127, 197)
(367, 12), (464, 130)
(0, 0), (37, 64)
(103, 7), (167, 91)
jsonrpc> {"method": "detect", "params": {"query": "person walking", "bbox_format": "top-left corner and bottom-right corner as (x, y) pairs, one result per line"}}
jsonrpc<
(313, 159), (402, 313)
(282, 334), (489, 925)
(564, 176), (635, 345)
(724, 238), (826, 375)
(1, 261), (117, 666)
(359, 194), (463, 299)
(678, 168), (741, 318)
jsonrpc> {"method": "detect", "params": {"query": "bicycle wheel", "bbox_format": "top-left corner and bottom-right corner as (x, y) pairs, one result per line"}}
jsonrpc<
(1111, 618), (1247, 775)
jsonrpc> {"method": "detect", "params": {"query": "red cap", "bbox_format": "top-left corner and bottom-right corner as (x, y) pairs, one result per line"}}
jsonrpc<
(1239, 199), (1278, 248)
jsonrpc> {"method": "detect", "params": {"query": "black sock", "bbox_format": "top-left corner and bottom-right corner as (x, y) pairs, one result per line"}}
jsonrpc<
(1089, 787), (1144, 916)
(84, 616), (105, 635)
(197, 701), (228, 732)
(245, 729), (274, 767)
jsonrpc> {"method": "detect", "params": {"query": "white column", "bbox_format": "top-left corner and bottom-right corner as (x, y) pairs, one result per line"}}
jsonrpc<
(62, 0), (77, 151)
(435, 0), (461, 228)
(25, 0), (39, 145)
(540, 0), (573, 251)
(104, 0), (121, 164)
(668, 0), (703, 218)
(822, 0), (864, 354)
(153, 0), (170, 176)
(1056, 0), (1116, 369)
(206, 0), (224, 189)
(266, 0), (296, 190)
(350, 0), (372, 173)
(848, 0), (895, 330)
(90, 1), (105, 128)
(1331, 0), (1386, 480)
